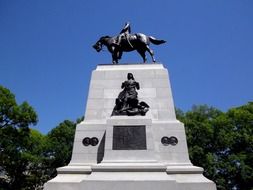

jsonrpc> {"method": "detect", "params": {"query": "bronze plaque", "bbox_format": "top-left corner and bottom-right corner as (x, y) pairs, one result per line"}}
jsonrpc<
(113, 125), (146, 150)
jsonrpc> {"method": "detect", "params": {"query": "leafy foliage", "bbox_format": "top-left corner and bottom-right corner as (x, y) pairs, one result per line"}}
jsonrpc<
(0, 85), (38, 189)
(0, 86), (77, 189)
(44, 120), (76, 178)
(177, 103), (253, 190)
(0, 86), (37, 130)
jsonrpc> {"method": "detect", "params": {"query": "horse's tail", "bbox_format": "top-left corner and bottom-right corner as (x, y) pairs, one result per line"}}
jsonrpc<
(149, 36), (166, 45)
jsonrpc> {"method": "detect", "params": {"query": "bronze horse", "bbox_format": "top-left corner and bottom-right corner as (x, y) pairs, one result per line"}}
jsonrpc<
(93, 33), (166, 64)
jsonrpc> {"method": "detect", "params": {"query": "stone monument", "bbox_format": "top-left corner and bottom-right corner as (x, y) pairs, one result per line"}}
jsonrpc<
(44, 63), (217, 190)
(44, 23), (216, 189)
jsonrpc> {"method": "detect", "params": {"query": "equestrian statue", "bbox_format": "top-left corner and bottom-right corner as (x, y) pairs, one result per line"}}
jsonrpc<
(93, 22), (166, 64)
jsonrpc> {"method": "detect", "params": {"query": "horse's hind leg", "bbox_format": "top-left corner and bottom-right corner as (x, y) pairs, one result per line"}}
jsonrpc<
(146, 45), (156, 62)
(137, 49), (147, 63)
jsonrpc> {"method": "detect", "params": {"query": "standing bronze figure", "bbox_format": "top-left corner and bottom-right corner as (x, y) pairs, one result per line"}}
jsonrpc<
(93, 22), (166, 64)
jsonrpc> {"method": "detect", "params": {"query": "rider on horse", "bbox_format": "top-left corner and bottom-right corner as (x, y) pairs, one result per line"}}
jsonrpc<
(93, 23), (166, 64)
(115, 22), (133, 48)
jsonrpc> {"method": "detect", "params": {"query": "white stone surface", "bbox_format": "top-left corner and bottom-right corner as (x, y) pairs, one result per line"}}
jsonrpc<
(44, 63), (216, 190)
(84, 63), (176, 121)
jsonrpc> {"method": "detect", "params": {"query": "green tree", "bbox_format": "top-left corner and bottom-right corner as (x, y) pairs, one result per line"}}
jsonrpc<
(224, 103), (253, 189)
(0, 85), (38, 189)
(45, 120), (76, 178)
(177, 103), (253, 190)
(177, 105), (222, 182)
(19, 129), (50, 190)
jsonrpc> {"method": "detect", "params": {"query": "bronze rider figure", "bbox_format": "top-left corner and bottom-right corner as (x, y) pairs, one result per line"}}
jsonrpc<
(115, 22), (133, 48)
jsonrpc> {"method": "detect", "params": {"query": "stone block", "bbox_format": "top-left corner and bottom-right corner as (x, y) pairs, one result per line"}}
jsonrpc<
(91, 70), (105, 80)
(152, 78), (169, 87)
(138, 88), (156, 98)
(86, 89), (104, 99)
(155, 69), (169, 79)
(104, 70), (124, 79)
(103, 99), (115, 108)
(104, 89), (121, 99)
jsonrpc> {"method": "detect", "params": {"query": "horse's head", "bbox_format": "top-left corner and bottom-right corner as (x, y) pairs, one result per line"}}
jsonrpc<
(92, 36), (111, 52)
(92, 40), (102, 52)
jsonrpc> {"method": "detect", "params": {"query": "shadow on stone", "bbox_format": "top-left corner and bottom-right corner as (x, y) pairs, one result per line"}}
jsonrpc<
(97, 132), (105, 163)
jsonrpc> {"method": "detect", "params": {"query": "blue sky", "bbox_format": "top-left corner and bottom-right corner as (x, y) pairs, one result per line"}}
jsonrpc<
(1, 0), (252, 134)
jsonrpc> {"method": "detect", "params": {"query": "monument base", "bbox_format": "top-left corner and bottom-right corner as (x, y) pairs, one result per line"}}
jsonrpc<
(44, 117), (216, 190)
(44, 64), (216, 190)
(44, 164), (215, 190)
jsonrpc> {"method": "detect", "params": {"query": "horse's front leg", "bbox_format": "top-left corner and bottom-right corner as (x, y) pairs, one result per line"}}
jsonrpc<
(112, 53), (118, 64)
(110, 46), (118, 64)
(112, 57), (118, 64)
(113, 50), (122, 64)
(118, 51), (123, 59)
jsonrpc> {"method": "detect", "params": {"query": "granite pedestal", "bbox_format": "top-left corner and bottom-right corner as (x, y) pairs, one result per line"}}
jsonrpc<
(44, 63), (216, 190)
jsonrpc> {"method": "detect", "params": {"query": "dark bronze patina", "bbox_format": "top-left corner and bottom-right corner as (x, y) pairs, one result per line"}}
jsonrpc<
(82, 137), (99, 146)
(113, 125), (147, 150)
(161, 136), (178, 146)
(93, 22), (166, 64)
(112, 73), (149, 116)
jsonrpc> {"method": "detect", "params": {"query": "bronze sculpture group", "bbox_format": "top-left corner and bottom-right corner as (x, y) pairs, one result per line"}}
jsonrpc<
(112, 73), (149, 116)
(93, 22), (166, 64)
